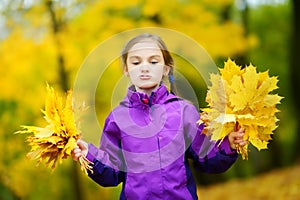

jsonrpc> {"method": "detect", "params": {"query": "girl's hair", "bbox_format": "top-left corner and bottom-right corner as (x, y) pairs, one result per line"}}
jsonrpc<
(121, 33), (177, 94)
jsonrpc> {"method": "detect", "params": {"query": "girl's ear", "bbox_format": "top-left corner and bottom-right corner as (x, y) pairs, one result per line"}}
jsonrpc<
(123, 65), (129, 76)
(164, 65), (171, 76)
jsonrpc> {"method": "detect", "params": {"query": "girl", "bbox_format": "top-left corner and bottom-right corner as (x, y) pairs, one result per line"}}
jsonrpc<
(72, 33), (246, 200)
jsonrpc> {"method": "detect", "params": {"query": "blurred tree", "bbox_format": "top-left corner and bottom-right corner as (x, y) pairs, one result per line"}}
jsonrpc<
(234, 0), (249, 66)
(291, 0), (300, 162)
(44, 1), (83, 200)
(239, 2), (294, 170)
(45, 0), (69, 90)
(0, 1), (89, 199)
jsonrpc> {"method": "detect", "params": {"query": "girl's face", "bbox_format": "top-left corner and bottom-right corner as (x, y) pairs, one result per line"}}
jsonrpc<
(124, 41), (170, 95)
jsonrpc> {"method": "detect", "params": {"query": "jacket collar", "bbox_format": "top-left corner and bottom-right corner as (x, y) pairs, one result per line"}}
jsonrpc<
(124, 84), (171, 108)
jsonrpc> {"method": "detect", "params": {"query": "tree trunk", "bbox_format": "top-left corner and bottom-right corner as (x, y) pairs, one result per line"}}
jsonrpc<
(235, 0), (249, 66)
(45, 1), (83, 200)
(46, 0), (69, 90)
(291, 0), (300, 162)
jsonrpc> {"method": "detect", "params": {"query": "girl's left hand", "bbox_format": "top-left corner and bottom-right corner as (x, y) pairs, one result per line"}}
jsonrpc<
(228, 128), (247, 150)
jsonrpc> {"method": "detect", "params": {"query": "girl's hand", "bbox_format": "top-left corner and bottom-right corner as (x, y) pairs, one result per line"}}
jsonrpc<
(71, 139), (88, 161)
(228, 128), (247, 150)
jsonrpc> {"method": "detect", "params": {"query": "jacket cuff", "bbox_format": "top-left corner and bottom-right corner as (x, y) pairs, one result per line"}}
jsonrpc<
(86, 143), (98, 162)
(219, 137), (237, 155)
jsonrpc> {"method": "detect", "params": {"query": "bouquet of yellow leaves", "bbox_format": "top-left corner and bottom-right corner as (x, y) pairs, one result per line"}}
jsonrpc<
(16, 85), (93, 174)
(199, 59), (283, 159)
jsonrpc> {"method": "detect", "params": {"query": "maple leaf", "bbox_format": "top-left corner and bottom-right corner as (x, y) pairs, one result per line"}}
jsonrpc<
(219, 58), (245, 83)
(199, 58), (283, 159)
(207, 74), (227, 112)
(16, 84), (93, 174)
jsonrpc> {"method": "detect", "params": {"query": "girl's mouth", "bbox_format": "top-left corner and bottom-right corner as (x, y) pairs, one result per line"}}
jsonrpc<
(139, 75), (151, 80)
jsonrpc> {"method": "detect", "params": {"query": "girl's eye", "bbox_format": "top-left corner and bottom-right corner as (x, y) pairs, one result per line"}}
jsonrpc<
(131, 61), (140, 65)
(150, 60), (158, 64)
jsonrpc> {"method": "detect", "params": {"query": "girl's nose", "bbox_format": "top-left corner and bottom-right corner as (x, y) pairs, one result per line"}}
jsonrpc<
(140, 64), (150, 72)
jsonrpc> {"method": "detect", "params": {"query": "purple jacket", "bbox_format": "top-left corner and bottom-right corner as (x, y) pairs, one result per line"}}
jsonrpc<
(86, 84), (237, 200)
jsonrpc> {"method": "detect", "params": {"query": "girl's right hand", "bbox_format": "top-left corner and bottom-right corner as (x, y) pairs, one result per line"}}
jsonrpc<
(71, 139), (88, 161)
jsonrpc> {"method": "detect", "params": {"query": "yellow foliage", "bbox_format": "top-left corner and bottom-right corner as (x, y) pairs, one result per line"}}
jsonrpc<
(15, 85), (92, 174)
(203, 0), (234, 8)
(68, 0), (252, 60)
(199, 59), (283, 159)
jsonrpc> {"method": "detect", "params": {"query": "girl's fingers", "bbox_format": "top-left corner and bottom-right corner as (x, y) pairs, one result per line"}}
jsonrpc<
(72, 145), (84, 161)
(240, 141), (247, 146)
(234, 137), (246, 143)
(72, 151), (83, 161)
(75, 152), (82, 158)
(234, 128), (244, 135)
(235, 130), (244, 140)
(77, 139), (88, 150)
(235, 140), (247, 147)
(229, 129), (247, 149)
(73, 148), (81, 154)
(234, 133), (247, 146)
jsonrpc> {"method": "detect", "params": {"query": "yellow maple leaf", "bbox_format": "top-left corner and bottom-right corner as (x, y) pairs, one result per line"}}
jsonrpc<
(207, 74), (227, 112)
(219, 58), (245, 83)
(200, 58), (283, 159)
(229, 75), (248, 112)
(16, 84), (93, 174)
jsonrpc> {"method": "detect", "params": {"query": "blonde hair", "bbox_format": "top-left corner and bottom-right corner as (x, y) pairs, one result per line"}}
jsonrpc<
(121, 33), (177, 94)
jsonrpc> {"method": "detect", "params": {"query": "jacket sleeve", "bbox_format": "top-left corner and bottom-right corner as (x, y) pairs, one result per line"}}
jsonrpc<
(184, 103), (238, 174)
(85, 113), (125, 187)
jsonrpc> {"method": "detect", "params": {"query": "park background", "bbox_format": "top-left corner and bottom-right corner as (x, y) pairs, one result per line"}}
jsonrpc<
(0, 0), (299, 199)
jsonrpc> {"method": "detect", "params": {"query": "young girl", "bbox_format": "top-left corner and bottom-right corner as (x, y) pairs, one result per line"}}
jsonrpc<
(72, 33), (246, 200)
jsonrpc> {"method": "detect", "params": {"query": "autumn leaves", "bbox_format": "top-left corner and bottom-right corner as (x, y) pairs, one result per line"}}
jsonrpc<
(199, 59), (283, 159)
(16, 85), (93, 174)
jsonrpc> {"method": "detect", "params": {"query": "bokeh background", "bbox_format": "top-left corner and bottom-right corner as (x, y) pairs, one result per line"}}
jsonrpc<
(0, 0), (299, 199)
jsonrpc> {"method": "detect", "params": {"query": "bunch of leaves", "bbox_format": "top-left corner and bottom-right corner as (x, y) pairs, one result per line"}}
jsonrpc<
(199, 58), (283, 159)
(16, 85), (93, 174)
